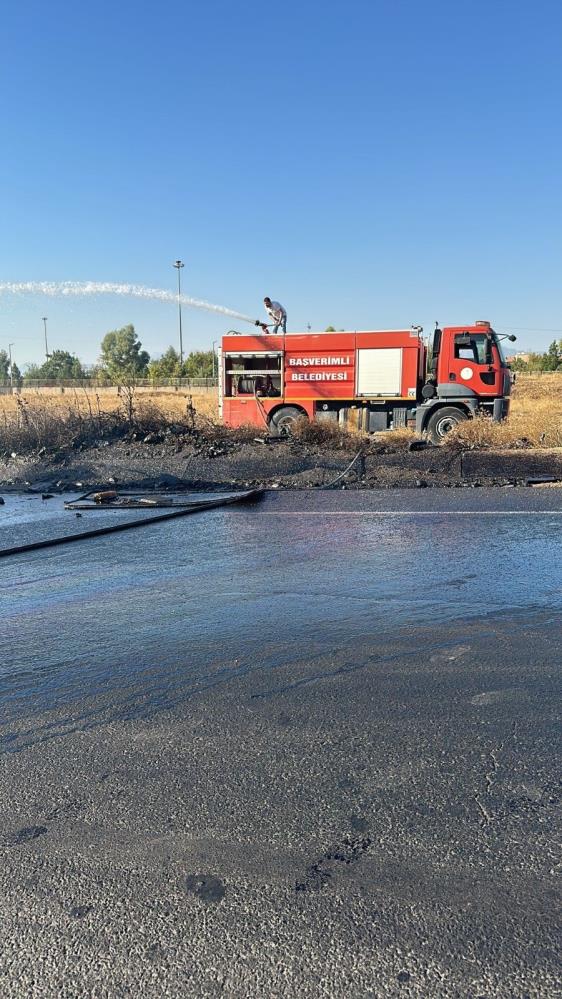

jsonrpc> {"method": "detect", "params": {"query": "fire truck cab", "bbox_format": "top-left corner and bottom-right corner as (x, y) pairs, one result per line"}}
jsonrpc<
(219, 321), (512, 443)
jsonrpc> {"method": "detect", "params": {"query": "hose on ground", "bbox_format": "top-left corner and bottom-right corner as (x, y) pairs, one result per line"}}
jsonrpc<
(0, 491), (262, 559)
(323, 450), (365, 488)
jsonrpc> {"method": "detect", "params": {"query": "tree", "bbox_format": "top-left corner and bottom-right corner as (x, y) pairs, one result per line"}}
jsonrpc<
(0, 350), (9, 384)
(542, 340), (561, 371)
(182, 350), (214, 378)
(84, 364), (110, 384)
(147, 346), (182, 380)
(0, 350), (22, 387)
(146, 347), (215, 380)
(510, 356), (529, 373)
(99, 324), (150, 381)
(524, 352), (545, 372)
(39, 350), (87, 380)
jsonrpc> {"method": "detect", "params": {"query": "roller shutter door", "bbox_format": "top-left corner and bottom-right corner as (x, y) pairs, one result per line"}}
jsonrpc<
(356, 348), (402, 396)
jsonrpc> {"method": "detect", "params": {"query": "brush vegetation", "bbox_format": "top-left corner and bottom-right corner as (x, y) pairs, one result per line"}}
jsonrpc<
(0, 373), (560, 456)
(446, 374), (562, 449)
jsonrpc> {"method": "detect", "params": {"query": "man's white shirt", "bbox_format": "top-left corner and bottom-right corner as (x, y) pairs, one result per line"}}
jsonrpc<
(266, 301), (286, 322)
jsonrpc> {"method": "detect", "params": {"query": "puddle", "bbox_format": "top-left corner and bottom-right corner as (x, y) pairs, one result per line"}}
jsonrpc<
(1, 491), (561, 721)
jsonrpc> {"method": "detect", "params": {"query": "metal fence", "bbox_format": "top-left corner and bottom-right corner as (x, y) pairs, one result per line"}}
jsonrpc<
(5, 377), (218, 391)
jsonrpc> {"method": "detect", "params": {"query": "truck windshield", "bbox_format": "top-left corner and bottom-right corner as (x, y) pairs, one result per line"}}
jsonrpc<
(492, 335), (507, 365)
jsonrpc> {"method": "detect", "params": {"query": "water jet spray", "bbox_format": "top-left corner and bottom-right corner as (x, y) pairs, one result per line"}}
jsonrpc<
(0, 281), (256, 325)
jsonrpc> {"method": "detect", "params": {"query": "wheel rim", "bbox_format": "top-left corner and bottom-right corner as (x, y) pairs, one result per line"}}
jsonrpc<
(276, 414), (298, 432)
(277, 418), (295, 434)
(435, 415), (459, 437)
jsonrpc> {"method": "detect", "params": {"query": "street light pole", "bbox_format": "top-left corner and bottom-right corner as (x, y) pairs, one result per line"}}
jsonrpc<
(42, 317), (49, 359)
(173, 261), (185, 369)
(8, 343), (14, 389)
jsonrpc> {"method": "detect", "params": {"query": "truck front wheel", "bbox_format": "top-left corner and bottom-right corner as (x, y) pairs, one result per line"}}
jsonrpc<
(269, 406), (306, 436)
(426, 406), (468, 444)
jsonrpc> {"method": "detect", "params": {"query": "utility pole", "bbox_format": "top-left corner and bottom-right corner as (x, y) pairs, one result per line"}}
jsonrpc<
(42, 317), (49, 359)
(212, 340), (217, 380)
(8, 343), (14, 389)
(173, 261), (185, 369)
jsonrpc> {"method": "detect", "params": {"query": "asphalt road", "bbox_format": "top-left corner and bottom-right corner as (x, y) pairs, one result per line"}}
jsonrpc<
(0, 489), (560, 998)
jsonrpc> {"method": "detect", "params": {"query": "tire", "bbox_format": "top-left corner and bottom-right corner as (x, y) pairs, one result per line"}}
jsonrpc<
(426, 406), (468, 444)
(269, 406), (306, 436)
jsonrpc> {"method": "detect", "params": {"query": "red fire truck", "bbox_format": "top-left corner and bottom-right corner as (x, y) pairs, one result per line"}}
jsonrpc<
(219, 321), (514, 443)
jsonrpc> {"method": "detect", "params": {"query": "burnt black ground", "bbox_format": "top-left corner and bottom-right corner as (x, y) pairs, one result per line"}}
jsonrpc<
(0, 490), (560, 998)
(2, 432), (562, 492)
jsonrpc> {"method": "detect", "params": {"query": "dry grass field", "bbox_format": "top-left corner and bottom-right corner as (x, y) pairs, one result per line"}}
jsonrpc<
(0, 385), (218, 422)
(0, 373), (560, 449)
(448, 373), (562, 448)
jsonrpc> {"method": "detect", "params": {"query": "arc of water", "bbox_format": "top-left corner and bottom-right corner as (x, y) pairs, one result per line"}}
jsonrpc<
(0, 281), (256, 324)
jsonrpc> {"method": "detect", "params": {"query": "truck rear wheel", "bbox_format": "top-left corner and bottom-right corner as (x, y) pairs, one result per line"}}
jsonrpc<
(426, 406), (468, 444)
(269, 406), (306, 436)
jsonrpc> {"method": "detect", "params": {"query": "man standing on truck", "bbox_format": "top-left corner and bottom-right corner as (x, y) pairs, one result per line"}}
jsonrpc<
(261, 297), (287, 334)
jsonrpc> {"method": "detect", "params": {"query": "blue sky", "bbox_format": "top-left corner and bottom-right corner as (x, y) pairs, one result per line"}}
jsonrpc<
(1, 0), (561, 367)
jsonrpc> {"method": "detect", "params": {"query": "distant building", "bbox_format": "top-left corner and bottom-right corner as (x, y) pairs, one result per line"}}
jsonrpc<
(512, 351), (531, 363)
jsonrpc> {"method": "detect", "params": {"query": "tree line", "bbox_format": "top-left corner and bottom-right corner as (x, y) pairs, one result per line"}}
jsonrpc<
(510, 340), (562, 372)
(0, 325), (216, 386)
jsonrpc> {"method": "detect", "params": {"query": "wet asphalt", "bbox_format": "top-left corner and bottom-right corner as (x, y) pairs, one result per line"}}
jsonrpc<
(0, 489), (560, 998)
